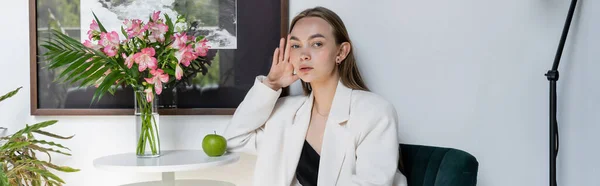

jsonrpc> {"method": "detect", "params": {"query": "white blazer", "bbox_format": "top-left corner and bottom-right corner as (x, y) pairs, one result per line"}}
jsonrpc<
(224, 76), (408, 186)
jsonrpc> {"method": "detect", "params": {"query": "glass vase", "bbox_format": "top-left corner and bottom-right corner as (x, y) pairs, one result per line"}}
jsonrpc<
(134, 90), (160, 158)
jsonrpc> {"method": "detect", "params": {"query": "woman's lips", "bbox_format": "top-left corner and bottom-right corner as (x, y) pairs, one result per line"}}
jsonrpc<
(299, 67), (313, 72)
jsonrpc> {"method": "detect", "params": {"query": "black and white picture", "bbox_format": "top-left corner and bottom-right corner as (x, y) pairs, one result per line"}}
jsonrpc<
(31, 0), (287, 115)
(79, 0), (237, 49)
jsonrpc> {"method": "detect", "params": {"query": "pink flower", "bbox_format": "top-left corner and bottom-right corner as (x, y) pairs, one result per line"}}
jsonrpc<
(123, 19), (146, 39)
(144, 87), (154, 102)
(175, 64), (183, 80)
(152, 11), (161, 22)
(122, 53), (134, 69)
(171, 33), (188, 49)
(193, 38), (210, 57)
(87, 20), (100, 40)
(99, 31), (120, 57)
(174, 45), (195, 67)
(133, 47), (158, 72)
(144, 69), (169, 95)
(147, 22), (168, 43)
(83, 40), (102, 50)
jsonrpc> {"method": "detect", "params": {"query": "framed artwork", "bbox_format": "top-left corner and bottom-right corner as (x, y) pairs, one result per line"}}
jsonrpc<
(29, 0), (289, 115)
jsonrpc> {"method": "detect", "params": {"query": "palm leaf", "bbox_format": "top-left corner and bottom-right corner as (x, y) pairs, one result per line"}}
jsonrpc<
(0, 141), (30, 151)
(92, 12), (107, 33)
(56, 53), (92, 81)
(32, 130), (73, 140)
(24, 167), (64, 184)
(29, 140), (70, 151)
(60, 57), (95, 82)
(92, 72), (124, 103)
(40, 162), (79, 173)
(8, 121), (58, 142)
(0, 87), (22, 103)
(28, 145), (71, 156)
(78, 65), (109, 87)
(0, 163), (8, 186)
(16, 159), (78, 173)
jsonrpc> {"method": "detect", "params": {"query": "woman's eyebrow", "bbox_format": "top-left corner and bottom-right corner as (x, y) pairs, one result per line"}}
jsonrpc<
(290, 33), (326, 41)
(308, 33), (325, 40)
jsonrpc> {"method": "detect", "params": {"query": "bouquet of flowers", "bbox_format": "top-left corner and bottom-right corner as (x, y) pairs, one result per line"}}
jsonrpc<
(41, 11), (211, 157)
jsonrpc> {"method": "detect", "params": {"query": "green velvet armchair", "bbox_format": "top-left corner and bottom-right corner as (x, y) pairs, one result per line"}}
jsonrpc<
(398, 144), (479, 186)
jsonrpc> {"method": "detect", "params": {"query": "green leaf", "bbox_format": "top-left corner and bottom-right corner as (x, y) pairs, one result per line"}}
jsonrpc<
(40, 44), (59, 52)
(121, 26), (128, 39)
(68, 60), (105, 84)
(80, 65), (109, 84)
(42, 162), (79, 173)
(61, 57), (96, 82)
(57, 55), (89, 81)
(164, 14), (175, 42)
(25, 167), (65, 184)
(16, 159), (79, 173)
(79, 66), (109, 88)
(29, 144), (72, 156)
(163, 68), (175, 76)
(92, 72), (123, 103)
(0, 164), (8, 186)
(32, 130), (74, 140)
(0, 86), (22, 103)
(30, 140), (70, 151)
(0, 141), (31, 151)
(9, 120), (58, 142)
(92, 12), (107, 33)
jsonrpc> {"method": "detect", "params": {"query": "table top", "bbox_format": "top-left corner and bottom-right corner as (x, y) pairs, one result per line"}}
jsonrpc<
(93, 150), (240, 173)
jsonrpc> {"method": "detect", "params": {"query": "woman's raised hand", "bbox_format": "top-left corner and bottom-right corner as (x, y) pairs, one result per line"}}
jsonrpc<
(264, 36), (299, 90)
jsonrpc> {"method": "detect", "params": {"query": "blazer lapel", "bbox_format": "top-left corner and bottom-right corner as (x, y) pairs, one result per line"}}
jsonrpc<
(318, 80), (353, 186)
(283, 92), (313, 185)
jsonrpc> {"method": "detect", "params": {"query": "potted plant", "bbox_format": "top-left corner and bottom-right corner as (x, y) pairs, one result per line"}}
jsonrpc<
(0, 87), (79, 186)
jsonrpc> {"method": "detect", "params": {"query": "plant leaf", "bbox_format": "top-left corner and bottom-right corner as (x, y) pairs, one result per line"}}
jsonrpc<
(0, 163), (8, 186)
(41, 162), (79, 173)
(92, 12), (107, 33)
(0, 86), (22, 103)
(32, 130), (74, 140)
(30, 140), (70, 151)
(0, 141), (30, 151)
(164, 13), (174, 43)
(28, 144), (72, 156)
(9, 120), (58, 142)
(25, 167), (64, 184)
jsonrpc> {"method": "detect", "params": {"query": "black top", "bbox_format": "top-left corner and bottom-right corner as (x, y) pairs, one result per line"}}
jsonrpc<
(295, 140), (320, 186)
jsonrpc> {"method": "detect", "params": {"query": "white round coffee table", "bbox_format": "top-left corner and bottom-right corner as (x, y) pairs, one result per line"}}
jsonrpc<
(93, 150), (240, 186)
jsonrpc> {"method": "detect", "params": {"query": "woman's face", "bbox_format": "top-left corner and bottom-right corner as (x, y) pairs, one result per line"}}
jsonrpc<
(289, 17), (340, 83)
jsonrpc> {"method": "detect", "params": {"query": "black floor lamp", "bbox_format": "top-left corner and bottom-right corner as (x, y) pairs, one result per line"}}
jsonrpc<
(544, 0), (578, 186)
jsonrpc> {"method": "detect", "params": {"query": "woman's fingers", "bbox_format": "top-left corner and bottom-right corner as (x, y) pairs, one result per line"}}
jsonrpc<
(278, 37), (285, 63)
(283, 35), (292, 63)
(272, 47), (280, 66)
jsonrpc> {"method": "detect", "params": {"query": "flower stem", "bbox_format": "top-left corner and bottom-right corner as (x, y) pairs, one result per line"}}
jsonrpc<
(136, 91), (159, 156)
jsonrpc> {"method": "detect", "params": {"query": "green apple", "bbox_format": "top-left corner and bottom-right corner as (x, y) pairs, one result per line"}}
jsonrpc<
(202, 131), (227, 157)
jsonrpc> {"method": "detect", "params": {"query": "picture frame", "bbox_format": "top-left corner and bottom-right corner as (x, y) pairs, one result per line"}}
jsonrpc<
(29, 0), (289, 115)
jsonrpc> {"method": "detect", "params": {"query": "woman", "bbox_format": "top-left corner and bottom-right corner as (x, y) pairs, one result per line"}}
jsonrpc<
(223, 6), (407, 186)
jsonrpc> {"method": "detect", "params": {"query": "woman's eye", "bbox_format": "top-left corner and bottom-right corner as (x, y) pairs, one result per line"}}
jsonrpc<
(291, 44), (300, 49)
(312, 42), (323, 47)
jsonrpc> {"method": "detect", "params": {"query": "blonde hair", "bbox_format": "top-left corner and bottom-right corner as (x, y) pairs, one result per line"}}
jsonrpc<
(290, 6), (369, 95)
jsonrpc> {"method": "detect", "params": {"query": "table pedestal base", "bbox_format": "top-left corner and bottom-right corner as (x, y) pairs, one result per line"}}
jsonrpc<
(121, 173), (235, 186)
